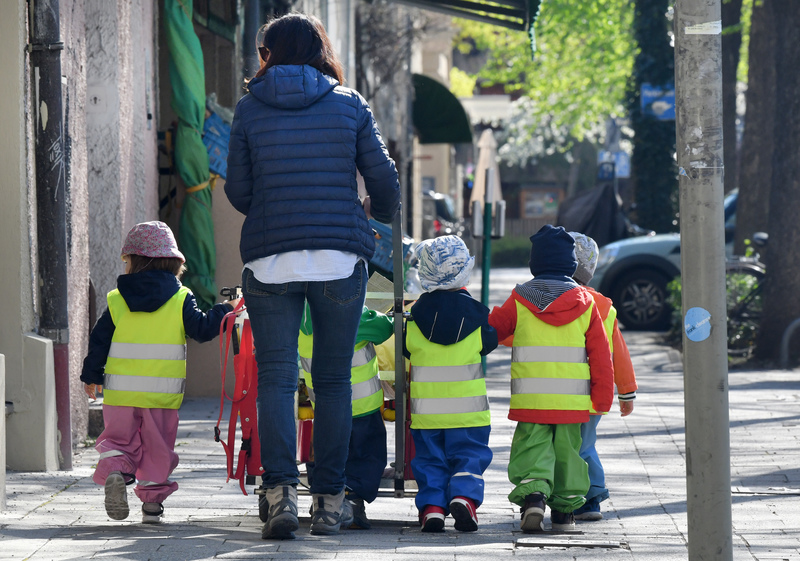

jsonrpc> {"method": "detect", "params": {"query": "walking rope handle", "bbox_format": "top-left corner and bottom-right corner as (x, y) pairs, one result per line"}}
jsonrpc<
(215, 295), (250, 484)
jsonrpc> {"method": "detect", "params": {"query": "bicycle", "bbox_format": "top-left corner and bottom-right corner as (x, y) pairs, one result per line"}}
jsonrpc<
(725, 233), (767, 358)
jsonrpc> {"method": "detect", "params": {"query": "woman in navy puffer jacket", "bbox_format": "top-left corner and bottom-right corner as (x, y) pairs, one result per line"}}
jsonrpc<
(225, 13), (400, 540)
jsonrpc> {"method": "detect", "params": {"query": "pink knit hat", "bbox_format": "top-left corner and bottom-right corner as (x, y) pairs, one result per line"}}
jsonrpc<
(121, 221), (185, 262)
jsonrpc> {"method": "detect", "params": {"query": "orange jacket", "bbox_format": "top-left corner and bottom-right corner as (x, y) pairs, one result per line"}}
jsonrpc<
(585, 287), (638, 398)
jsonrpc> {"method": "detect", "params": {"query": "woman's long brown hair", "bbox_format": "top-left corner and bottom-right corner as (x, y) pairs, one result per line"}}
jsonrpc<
(253, 13), (345, 84)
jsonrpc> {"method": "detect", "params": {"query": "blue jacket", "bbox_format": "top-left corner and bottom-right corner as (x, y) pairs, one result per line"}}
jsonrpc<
(80, 270), (233, 386)
(225, 64), (401, 264)
(403, 289), (499, 359)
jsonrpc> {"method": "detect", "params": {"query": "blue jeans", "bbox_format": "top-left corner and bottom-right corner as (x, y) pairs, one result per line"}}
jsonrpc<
(242, 264), (366, 494)
(308, 410), (387, 503)
(579, 415), (609, 503)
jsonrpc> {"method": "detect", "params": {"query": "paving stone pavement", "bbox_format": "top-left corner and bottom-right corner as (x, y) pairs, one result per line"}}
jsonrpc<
(2, 268), (799, 560)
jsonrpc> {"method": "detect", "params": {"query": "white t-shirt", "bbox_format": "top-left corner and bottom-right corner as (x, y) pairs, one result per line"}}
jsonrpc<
(245, 249), (367, 284)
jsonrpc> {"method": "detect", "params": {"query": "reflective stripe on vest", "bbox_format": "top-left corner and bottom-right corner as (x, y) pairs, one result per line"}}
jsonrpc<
(410, 395), (490, 416)
(510, 299), (593, 412)
(510, 377), (590, 396)
(300, 336), (383, 416)
(109, 342), (186, 361)
(104, 374), (186, 395)
(407, 322), (490, 429)
(103, 286), (189, 410)
(511, 346), (587, 363)
(353, 374), (382, 402)
(410, 363), (483, 383)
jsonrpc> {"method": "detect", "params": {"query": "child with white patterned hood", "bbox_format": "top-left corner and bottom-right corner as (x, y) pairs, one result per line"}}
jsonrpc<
(402, 235), (498, 533)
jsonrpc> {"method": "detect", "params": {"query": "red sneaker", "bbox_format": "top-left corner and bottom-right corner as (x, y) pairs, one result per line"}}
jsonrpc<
(449, 496), (478, 532)
(419, 505), (446, 533)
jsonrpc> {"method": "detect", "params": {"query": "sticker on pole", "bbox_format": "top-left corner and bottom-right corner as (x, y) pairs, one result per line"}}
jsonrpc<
(684, 307), (712, 342)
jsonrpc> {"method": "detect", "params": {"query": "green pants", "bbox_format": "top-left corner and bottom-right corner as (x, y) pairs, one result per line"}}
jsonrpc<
(507, 422), (588, 513)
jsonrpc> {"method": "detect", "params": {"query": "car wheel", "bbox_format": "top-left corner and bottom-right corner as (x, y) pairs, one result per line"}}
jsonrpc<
(610, 270), (672, 331)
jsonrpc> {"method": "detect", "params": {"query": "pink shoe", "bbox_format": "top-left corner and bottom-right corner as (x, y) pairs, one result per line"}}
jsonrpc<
(419, 505), (446, 533)
(449, 496), (478, 532)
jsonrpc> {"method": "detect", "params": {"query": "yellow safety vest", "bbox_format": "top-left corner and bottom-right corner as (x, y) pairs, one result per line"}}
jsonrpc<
(299, 333), (383, 417)
(510, 300), (593, 412)
(103, 286), (190, 409)
(406, 321), (490, 430)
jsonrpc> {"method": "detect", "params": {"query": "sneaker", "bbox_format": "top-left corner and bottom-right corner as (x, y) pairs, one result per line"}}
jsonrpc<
(258, 493), (269, 523)
(141, 502), (164, 524)
(573, 498), (603, 521)
(104, 472), (129, 520)
(419, 505), (446, 533)
(551, 509), (576, 532)
(262, 486), (299, 540)
(449, 496), (478, 532)
(310, 490), (352, 535)
(348, 496), (371, 530)
(520, 492), (546, 533)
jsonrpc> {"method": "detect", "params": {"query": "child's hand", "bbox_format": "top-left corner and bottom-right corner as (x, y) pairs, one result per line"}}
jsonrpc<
(620, 400), (634, 417)
(227, 297), (243, 311)
(84, 384), (102, 400)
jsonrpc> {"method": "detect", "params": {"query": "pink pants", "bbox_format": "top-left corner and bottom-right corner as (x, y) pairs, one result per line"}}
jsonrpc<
(93, 405), (180, 503)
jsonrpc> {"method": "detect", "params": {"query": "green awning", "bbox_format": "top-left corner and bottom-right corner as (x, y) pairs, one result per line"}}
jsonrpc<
(390, 0), (540, 36)
(412, 74), (473, 145)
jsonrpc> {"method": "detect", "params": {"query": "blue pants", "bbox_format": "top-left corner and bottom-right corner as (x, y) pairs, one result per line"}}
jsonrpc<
(243, 264), (366, 494)
(345, 411), (387, 502)
(579, 415), (609, 503)
(410, 426), (492, 512)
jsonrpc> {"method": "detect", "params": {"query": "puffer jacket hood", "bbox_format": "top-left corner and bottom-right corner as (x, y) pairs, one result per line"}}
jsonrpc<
(410, 289), (494, 347)
(248, 65), (338, 110)
(117, 270), (181, 313)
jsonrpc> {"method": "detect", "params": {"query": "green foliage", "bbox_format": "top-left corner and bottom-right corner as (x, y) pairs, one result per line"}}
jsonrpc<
(736, 0), (754, 84)
(489, 236), (531, 268)
(665, 276), (683, 346)
(453, 0), (636, 140)
(450, 67), (476, 98)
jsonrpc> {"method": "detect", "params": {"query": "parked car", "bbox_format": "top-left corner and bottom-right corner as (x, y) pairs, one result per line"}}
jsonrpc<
(589, 190), (738, 331)
(421, 190), (466, 239)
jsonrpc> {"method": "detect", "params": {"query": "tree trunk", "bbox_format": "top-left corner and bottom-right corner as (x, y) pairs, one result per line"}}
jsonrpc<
(755, 0), (800, 361)
(734, 0), (776, 254)
(721, 0), (742, 195)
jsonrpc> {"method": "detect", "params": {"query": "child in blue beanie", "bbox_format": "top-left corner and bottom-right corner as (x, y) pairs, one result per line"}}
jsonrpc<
(488, 225), (614, 533)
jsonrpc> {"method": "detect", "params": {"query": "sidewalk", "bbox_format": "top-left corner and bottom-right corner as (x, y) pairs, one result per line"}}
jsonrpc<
(2, 328), (799, 558)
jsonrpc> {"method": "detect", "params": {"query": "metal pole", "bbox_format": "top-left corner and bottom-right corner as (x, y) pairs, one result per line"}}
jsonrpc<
(391, 211), (406, 496)
(480, 170), (494, 375)
(243, 0), (263, 78)
(31, 0), (72, 470)
(480, 168), (494, 307)
(674, 1), (731, 560)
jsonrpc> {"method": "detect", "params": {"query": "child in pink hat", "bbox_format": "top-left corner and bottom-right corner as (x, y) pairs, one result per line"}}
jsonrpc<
(81, 221), (240, 524)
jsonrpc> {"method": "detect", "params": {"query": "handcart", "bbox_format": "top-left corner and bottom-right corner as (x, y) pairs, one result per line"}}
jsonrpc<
(215, 213), (419, 519)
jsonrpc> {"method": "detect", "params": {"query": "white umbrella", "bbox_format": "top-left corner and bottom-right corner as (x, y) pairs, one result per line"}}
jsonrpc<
(470, 129), (504, 214)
